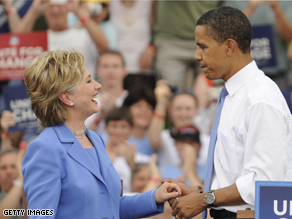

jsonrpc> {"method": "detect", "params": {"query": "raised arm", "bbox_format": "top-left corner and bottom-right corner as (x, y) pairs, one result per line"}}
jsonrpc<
(67, 0), (108, 52)
(148, 80), (171, 151)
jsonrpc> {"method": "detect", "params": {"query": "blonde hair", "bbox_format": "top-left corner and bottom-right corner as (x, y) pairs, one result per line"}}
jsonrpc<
(24, 49), (85, 128)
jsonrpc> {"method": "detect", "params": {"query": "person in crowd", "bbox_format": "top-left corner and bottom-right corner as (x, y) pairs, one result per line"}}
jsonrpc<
(68, 0), (117, 49)
(149, 81), (209, 168)
(223, 0), (292, 90)
(153, 1), (221, 90)
(123, 84), (156, 156)
(104, 106), (150, 193)
(13, 0), (108, 78)
(0, 147), (25, 219)
(86, 50), (128, 134)
(0, 111), (16, 148)
(22, 49), (181, 219)
(109, 0), (154, 74)
(159, 126), (204, 187)
(164, 6), (292, 219)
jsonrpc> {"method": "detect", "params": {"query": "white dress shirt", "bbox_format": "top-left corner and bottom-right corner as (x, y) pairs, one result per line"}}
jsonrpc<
(210, 61), (292, 212)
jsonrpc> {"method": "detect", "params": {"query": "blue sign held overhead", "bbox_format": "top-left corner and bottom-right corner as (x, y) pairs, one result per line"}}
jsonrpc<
(251, 24), (277, 69)
(3, 83), (42, 133)
(255, 181), (292, 219)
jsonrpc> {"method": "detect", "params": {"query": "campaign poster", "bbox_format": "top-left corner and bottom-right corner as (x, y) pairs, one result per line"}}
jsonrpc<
(3, 83), (42, 133)
(251, 24), (277, 69)
(0, 31), (47, 81)
(255, 181), (292, 219)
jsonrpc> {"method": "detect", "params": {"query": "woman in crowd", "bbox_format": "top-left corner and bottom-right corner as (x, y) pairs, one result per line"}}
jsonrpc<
(22, 49), (181, 219)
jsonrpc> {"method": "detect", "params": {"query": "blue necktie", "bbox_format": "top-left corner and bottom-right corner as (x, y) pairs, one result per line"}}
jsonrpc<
(202, 86), (228, 219)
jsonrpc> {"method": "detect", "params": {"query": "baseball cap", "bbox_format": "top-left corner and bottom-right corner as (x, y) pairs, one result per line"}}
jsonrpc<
(172, 126), (200, 144)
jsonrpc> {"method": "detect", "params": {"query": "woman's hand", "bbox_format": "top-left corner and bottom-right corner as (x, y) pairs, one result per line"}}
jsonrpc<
(155, 182), (181, 204)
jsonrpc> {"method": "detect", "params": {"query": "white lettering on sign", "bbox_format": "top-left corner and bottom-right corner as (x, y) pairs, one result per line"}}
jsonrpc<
(273, 200), (292, 216)
(9, 98), (37, 123)
(250, 37), (272, 61)
(0, 56), (35, 69)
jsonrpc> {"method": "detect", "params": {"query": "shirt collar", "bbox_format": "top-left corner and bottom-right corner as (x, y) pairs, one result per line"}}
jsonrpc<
(225, 60), (258, 97)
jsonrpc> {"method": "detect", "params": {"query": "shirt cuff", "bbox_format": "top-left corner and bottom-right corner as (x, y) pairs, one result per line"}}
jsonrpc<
(236, 172), (256, 205)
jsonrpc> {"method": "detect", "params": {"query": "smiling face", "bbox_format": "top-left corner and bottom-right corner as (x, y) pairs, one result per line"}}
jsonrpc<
(195, 25), (232, 81)
(97, 54), (126, 88)
(106, 120), (132, 145)
(129, 99), (153, 129)
(169, 94), (198, 128)
(69, 68), (101, 119)
(131, 165), (151, 193)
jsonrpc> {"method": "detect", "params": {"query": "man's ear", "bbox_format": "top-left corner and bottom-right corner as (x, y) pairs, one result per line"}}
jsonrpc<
(225, 39), (237, 56)
(59, 92), (72, 107)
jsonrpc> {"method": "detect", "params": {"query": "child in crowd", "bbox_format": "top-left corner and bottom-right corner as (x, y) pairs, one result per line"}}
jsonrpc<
(123, 85), (157, 156)
(104, 107), (150, 193)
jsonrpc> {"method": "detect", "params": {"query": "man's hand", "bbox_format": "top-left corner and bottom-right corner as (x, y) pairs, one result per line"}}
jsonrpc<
(172, 192), (207, 219)
(98, 92), (116, 120)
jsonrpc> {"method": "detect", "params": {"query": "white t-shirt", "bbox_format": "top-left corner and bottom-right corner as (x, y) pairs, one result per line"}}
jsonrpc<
(48, 28), (98, 78)
(113, 153), (150, 193)
(109, 0), (151, 73)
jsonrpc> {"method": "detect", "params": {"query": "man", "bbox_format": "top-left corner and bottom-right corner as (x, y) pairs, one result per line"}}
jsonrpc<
(0, 147), (24, 219)
(165, 6), (292, 219)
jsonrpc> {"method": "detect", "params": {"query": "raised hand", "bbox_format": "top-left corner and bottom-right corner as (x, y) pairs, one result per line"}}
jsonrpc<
(0, 110), (16, 133)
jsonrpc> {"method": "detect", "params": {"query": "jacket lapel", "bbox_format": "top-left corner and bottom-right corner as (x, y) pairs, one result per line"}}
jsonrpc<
(86, 130), (109, 183)
(54, 124), (107, 187)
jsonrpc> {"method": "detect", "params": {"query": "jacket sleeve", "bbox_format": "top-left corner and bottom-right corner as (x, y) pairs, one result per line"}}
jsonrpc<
(119, 190), (164, 219)
(22, 140), (61, 219)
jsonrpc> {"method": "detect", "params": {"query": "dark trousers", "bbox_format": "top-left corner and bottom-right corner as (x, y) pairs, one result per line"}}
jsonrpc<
(210, 209), (237, 219)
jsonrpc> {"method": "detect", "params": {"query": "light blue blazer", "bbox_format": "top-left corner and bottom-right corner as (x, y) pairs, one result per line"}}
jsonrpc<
(22, 124), (163, 219)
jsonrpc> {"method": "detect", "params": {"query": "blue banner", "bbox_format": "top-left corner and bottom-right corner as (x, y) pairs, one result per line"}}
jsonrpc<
(3, 83), (41, 133)
(255, 181), (292, 219)
(251, 24), (277, 69)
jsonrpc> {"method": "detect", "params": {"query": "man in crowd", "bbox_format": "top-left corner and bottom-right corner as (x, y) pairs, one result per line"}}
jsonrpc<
(165, 6), (292, 219)
(0, 147), (24, 219)
(86, 50), (128, 134)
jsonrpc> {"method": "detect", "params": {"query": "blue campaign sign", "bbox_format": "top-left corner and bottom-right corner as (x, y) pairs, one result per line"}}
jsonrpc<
(255, 181), (292, 219)
(2, 83), (41, 133)
(251, 24), (277, 69)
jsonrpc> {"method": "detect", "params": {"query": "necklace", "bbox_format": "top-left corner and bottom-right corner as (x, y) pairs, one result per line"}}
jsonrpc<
(69, 126), (87, 139)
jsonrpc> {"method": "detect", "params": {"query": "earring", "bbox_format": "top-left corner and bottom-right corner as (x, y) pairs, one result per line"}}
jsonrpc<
(71, 103), (74, 107)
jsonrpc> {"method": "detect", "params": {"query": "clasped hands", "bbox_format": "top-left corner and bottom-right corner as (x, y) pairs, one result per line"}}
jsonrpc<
(161, 178), (208, 219)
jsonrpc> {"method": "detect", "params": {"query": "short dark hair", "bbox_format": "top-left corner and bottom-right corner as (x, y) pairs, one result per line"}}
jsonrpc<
(98, 50), (126, 67)
(105, 106), (133, 127)
(197, 6), (252, 54)
(123, 85), (156, 110)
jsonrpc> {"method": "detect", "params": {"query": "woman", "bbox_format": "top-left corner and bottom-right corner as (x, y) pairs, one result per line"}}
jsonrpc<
(22, 49), (181, 219)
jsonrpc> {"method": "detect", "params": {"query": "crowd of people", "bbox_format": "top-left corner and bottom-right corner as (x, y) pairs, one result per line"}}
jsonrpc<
(0, 0), (292, 219)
